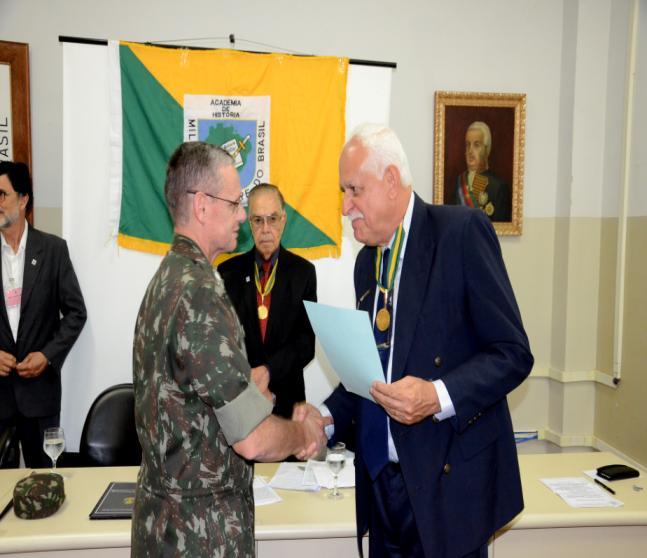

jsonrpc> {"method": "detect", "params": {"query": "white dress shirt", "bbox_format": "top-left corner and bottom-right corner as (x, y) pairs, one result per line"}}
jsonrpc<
(1, 222), (28, 341)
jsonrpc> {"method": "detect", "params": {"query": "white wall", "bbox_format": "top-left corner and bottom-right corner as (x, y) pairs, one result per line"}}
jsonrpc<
(0, 0), (567, 218)
(3, 1), (636, 220)
(629, 1), (647, 216)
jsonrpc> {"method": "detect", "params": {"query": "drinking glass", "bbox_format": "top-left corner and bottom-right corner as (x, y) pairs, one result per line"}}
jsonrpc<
(43, 427), (65, 471)
(326, 442), (346, 500)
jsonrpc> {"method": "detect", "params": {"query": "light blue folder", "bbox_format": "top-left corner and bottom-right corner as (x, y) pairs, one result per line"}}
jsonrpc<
(304, 301), (383, 401)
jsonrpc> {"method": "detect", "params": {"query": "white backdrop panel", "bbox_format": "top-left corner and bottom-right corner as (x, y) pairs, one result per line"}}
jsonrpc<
(61, 42), (391, 450)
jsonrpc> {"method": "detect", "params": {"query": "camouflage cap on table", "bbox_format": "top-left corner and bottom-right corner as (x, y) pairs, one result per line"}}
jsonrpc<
(13, 472), (65, 519)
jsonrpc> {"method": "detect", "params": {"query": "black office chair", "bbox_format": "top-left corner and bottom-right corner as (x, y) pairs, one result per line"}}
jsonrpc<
(0, 424), (19, 468)
(78, 383), (142, 467)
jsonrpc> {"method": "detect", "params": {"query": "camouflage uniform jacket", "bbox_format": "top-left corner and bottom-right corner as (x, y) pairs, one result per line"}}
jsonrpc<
(131, 234), (272, 558)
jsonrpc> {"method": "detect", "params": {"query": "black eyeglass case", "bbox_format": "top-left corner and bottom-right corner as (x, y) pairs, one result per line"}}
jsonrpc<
(596, 464), (640, 481)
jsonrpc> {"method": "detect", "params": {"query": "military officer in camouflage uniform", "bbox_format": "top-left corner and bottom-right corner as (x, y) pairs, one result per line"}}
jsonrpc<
(131, 142), (325, 558)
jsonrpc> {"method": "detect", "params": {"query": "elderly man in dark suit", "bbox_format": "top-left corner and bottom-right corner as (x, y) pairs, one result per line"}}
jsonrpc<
(304, 124), (532, 558)
(218, 183), (316, 419)
(0, 161), (86, 468)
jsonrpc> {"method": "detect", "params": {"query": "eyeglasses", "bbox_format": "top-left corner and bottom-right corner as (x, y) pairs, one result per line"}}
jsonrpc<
(249, 213), (284, 229)
(186, 190), (245, 212)
(0, 190), (16, 203)
(341, 184), (364, 198)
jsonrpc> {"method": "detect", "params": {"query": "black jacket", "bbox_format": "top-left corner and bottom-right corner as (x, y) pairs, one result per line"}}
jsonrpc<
(218, 245), (316, 418)
(0, 226), (87, 418)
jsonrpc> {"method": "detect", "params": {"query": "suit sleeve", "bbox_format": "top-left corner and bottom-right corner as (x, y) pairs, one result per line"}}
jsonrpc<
(324, 382), (358, 446)
(441, 211), (533, 432)
(40, 241), (87, 371)
(265, 262), (317, 383)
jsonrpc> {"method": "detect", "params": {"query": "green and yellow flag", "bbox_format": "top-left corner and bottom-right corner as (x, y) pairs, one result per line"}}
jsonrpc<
(113, 41), (348, 259)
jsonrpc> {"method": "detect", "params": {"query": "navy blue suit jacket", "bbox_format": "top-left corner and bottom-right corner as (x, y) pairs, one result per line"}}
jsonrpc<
(325, 196), (533, 558)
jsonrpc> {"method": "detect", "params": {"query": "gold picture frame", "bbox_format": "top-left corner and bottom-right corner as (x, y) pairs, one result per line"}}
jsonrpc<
(434, 91), (525, 235)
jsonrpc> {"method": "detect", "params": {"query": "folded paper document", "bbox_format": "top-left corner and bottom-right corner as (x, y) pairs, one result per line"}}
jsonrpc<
(304, 301), (383, 401)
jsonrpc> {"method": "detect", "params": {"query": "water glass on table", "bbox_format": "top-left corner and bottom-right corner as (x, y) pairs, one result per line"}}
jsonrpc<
(43, 427), (65, 471)
(326, 442), (346, 500)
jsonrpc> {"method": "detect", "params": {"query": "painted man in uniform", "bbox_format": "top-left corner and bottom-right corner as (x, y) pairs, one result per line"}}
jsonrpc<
(454, 121), (511, 222)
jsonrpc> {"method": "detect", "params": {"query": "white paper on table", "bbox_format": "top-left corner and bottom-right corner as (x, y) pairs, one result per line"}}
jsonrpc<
(304, 301), (383, 401)
(253, 476), (282, 506)
(540, 477), (623, 508)
(269, 462), (320, 492)
(309, 453), (355, 489)
(302, 460), (319, 487)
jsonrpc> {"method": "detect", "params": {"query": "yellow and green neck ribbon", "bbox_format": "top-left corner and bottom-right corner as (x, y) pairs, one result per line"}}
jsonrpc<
(254, 260), (279, 300)
(374, 223), (406, 293)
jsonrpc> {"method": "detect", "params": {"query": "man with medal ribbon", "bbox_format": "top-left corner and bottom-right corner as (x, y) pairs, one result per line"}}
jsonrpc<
(298, 124), (533, 558)
(219, 183), (317, 419)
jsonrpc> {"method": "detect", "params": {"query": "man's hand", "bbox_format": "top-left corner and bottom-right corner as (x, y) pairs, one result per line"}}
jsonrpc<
(292, 403), (328, 461)
(0, 350), (16, 376)
(292, 402), (333, 427)
(251, 365), (273, 403)
(370, 376), (441, 425)
(15, 352), (48, 378)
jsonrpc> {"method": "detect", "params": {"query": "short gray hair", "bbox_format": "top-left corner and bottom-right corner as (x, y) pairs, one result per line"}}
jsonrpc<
(467, 121), (492, 157)
(248, 183), (285, 212)
(164, 142), (234, 225)
(348, 123), (413, 187)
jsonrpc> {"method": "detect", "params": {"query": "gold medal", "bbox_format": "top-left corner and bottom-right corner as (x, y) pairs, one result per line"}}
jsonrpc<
(258, 304), (268, 320)
(478, 192), (489, 206)
(485, 202), (494, 216)
(373, 226), (405, 334)
(376, 308), (391, 331)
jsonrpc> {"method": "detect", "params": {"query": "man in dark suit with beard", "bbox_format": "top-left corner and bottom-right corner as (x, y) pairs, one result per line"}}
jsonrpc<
(219, 183), (316, 419)
(0, 162), (86, 468)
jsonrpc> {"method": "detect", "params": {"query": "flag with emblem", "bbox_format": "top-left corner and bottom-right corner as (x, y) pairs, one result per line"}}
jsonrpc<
(109, 41), (348, 259)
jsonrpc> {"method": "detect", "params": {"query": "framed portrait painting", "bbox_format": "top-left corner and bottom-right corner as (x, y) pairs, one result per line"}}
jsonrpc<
(434, 91), (525, 235)
(0, 41), (32, 168)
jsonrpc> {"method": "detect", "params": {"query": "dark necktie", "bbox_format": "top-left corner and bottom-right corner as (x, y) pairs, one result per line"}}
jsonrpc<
(374, 248), (392, 375)
(361, 248), (392, 480)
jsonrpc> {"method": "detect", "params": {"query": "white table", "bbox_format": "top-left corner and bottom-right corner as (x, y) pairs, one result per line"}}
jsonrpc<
(0, 453), (645, 557)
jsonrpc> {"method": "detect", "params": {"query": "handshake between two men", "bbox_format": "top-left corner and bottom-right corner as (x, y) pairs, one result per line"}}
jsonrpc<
(251, 364), (444, 463)
(239, 364), (330, 463)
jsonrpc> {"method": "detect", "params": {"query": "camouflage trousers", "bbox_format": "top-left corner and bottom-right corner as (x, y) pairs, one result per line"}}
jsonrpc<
(131, 482), (255, 557)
